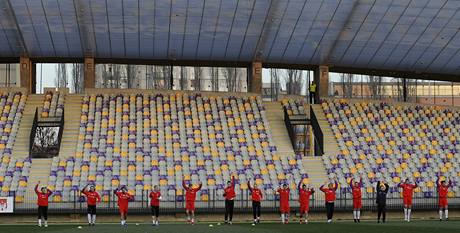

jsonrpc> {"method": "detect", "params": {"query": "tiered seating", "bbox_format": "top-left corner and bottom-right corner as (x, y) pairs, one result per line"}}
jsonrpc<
(41, 91), (64, 118)
(281, 99), (307, 116)
(0, 92), (26, 156)
(49, 93), (307, 202)
(0, 155), (31, 202)
(322, 99), (460, 198)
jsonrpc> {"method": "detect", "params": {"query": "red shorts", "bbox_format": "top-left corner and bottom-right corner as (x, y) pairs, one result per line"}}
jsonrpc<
(439, 198), (448, 208)
(186, 201), (195, 211)
(119, 205), (128, 215)
(280, 203), (290, 213)
(403, 197), (413, 206)
(299, 203), (310, 213)
(353, 199), (362, 209)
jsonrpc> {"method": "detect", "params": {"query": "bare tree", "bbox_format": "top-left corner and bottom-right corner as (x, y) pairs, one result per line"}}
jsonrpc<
(367, 75), (384, 99)
(32, 127), (59, 158)
(284, 69), (304, 95)
(193, 67), (203, 91)
(340, 73), (353, 98)
(223, 67), (238, 92)
(210, 67), (219, 91)
(55, 64), (68, 88)
(71, 63), (84, 93)
(269, 68), (281, 100)
(126, 65), (140, 89)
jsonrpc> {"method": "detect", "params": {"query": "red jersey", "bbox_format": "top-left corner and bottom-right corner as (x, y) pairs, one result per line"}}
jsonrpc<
(437, 180), (452, 198)
(82, 190), (101, 205)
(183, 181), (202, 202)
(35, 185), (52, 207)
(350, 178), (362, 200)
(320, 182), (338, 202)
(224, 177), (236, 200)
(149, 191), (161, 206)
(115, 190), (133, 208)
(399, 183), (417, 199)
(298, 188), (314, 205)
(277, 188), (290, 205)
(248, 182), (263, 202)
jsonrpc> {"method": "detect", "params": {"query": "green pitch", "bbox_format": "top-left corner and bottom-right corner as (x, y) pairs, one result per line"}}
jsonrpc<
(0, 221), (459, 233)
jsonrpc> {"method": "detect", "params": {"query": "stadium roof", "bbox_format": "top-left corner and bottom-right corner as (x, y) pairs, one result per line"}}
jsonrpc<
(0, 0), (459, 76)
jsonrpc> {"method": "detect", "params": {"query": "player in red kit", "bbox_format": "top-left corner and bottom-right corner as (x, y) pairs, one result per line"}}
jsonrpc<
(398, 179), (417, 222)
(114, 186), (134, 226)
(248, 181), (263, 224)
(81, 184), (101, 226)
(298, 181), (314, 224)
(436, 177), (452, 221)
(149, 185), (162, 226)
(223, 176), (235, 224)
(320, 179), (338, 223)
(275, 183), (291, 224)
(35, 181), (53, 227)
(182, 180), (202, 224)
(350, 177), (363, 223)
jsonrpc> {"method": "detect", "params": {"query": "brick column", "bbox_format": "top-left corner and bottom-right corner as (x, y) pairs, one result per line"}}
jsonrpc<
(314, 65), (329, 102)
(84, 57), (96, 89)
(249, 61), (262, 93)
(20, 57), (35, 93)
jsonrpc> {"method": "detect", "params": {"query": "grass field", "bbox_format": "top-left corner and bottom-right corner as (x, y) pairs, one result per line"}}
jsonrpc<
(0, 221), (459, 233)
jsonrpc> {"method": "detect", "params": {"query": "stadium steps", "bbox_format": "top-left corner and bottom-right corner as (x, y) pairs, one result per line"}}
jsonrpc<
(11, 94), (44, 158)
(58, 94), (83, 158)
(310, 104), (340, 157)
(302, 156), (328, 190)
(264, 101), (294, 153)
(25, 158), (52, 202)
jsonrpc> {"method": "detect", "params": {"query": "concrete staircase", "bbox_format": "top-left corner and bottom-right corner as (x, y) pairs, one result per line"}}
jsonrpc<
(264, 101), (294, 153)
(264, 101), (328, 189)
(11, 94), (44, 157)
(25, 158), (52, 202)
(58, 94), (83, 158)
(310, 104), (340, 157)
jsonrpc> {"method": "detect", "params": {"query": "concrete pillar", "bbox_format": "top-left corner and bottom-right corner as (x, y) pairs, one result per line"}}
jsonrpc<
(84, 57), (96, 89)
(249, 61), (262, 93)
(314, 65), (329, 102)
(20, 57), (35, 93)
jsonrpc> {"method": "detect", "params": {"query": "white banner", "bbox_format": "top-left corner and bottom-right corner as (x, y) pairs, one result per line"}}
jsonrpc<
(0, 197), (14, 213)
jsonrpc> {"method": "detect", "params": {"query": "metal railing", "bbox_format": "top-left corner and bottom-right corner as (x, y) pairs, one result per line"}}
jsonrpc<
(9, 188), (460, 215)
(309, 105), (323, 156)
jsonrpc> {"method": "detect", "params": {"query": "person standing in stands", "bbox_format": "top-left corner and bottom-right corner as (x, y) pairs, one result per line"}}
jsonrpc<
(350, 177), (363, 223)
(247, 181), (263, 224)
(182, 179), (202, 225)
(398, 179), (417, 222)
(320, 179), (338, 223)
(149, 185), (162, 226)
(114, 186), (134, 226)
(81, 184), (101, 226)
(298, 181), (314, 224)
(309, 82), (317, 104)
(223, 176), (236, 224)
(437, 177), (452, 221)
(376, 180), (389, 223)
(275, 183), (291, 224)
(35, 181), (53, 227)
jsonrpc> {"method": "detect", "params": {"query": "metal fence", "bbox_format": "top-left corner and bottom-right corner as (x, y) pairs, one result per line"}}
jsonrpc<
(9, 188), (460, 215)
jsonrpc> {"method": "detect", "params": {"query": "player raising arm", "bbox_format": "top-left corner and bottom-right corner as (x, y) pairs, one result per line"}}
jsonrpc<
(35, 181), (53, 227)
(223, 176), (236, 224)
(320, 179), (338, 223)
(398, 179), (417, 222)
(182, 179), (202, 225)
(437, 177), (452, 221)
(275, 183), (291, 224)
(248, 181), (263, 224)
(376, 180), (389, 223)
(298, 181), (314, 224)
(149, 185), (162, 226)
(350, 177), (363, 223)
(114, 186), (134, 226)
(81, 184), (101, 226)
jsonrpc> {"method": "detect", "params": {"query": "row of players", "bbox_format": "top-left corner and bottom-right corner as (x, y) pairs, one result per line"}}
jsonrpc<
(33, 177), (453, 227)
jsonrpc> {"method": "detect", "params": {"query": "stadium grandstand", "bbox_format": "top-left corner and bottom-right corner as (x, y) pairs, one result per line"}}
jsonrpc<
(0, 0), (459, 232)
